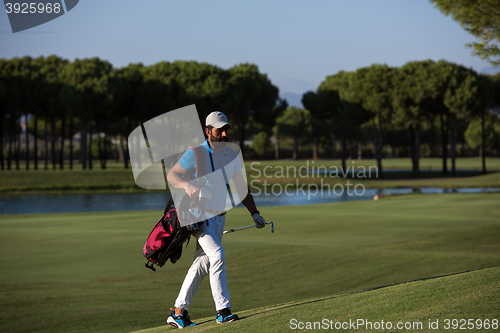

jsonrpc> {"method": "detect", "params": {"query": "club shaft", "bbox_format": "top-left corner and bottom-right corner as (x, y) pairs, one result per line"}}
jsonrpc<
(224, 225), (255, 233)
(223, 221), (273, 234)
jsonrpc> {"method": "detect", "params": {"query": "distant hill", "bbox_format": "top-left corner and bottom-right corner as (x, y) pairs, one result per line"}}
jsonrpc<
(280, 92), (304, 108)
(276, 77), (315, 109)
(480, 67), (500, 75)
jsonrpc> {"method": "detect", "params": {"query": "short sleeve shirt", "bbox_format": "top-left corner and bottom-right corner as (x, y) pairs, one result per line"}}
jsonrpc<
(178, 140), (242, 211)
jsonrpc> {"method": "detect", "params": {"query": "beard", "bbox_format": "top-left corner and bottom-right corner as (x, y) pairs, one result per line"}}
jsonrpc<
(209, 134), (228, 143)
(209, 133), (228, 152)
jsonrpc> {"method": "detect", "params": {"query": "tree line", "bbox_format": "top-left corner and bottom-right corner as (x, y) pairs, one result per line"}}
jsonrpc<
(1, 56), (499, 179)
(269, 60), (499, 178)
(0, 56), (285, 171)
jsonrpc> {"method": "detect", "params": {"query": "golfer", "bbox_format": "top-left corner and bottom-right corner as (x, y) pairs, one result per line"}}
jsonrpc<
(166, 111), (266, 328)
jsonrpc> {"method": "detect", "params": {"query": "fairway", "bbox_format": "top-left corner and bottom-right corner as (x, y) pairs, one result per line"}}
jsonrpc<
(0, 193), (499, 332)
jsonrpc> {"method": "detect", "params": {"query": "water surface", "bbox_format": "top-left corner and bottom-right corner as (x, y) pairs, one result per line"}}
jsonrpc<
(1, 187), (499, 215)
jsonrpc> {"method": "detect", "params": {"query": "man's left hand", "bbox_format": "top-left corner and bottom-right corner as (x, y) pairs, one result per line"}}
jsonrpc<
(252, 213), (265, 229)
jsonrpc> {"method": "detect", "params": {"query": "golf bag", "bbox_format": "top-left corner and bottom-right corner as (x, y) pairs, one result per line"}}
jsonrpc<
(143, 145), (206, 271)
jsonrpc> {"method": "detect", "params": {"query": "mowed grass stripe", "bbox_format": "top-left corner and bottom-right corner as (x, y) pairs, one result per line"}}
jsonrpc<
(0, 193), (499, 332)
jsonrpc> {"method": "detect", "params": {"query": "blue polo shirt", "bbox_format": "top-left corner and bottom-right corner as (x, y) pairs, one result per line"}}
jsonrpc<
(178, 140), (242, 212)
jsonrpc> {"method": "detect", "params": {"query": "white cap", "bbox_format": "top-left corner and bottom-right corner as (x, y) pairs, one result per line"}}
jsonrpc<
(205, 111), (231, 128)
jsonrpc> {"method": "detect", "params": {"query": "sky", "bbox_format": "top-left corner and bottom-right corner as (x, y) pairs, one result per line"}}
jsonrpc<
(1, 0), (498, 97)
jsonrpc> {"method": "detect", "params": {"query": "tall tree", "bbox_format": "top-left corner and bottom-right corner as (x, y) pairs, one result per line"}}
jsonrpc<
(42, 56), (67, 170)
(0, 77), (5, 170)
(433, 60), (457, 174)
(431, 0), (500, 66)
(0, 57), (36, 170)
(302, 91), (334, 160)
(31, 56), (69, 170)
(349, 64), (395, 178)
(140, 62), (180, 122)
(318, 71), (369, 172)
(393, 60), (441, 177)
(275, 107), (311, 160)
(464, 113), (498, 158)
(172, 60), (227, 114)
(60, 58), (113, 170)
(262, 97), (288, 159)
(468, 74), (494, 173)
(223, 63), (279, 157)
(113, 64), (145, 169)
(252, 131), (271, 157)
(442, 67), (491, 175)
(0, 59), (8, 170)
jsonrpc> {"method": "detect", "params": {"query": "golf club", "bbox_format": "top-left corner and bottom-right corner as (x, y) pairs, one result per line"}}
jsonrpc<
(223, 221), (274, 234)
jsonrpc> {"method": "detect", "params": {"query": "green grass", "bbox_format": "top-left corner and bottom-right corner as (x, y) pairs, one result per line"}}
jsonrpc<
(135, 266), (500, 333)
(1, 158), (500, 195)
(1, 193), (499, 332)
(245, 156), (500, 170)
(0, 167), (139, 194)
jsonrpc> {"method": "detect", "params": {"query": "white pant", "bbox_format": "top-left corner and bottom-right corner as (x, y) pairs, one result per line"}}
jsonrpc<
(174, 214), (231, 311)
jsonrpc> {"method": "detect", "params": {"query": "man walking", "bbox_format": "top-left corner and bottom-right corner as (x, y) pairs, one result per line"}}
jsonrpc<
(166, 111), (266, 328)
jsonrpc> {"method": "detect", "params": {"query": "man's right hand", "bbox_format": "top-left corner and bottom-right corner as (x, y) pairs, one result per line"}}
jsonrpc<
(185, 183), (200, 198)
(253, 212), (266, 229)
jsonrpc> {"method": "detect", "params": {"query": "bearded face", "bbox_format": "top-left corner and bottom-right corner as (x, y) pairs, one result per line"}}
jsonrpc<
(207, 125), (229, 144)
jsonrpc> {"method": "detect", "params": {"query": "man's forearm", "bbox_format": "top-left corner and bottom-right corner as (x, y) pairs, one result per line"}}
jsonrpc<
(167, 170), (188, 191)
(242, 186), (265, 229)
(167, 169), (199, 197)
(241, 187), (258, 214)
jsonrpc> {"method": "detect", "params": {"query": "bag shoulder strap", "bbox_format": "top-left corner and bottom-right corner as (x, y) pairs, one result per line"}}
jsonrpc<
(189, 145), (207, 188)
(189, 145), (206, 179)
(165, 144), (207, 214)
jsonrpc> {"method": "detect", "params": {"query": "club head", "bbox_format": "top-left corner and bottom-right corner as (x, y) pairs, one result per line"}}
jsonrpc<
(269, 221), (274, 233)
(199, 188), (212, 201)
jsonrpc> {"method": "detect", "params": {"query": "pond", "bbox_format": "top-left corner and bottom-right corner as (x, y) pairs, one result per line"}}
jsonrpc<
(1, 187), (499, 215)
